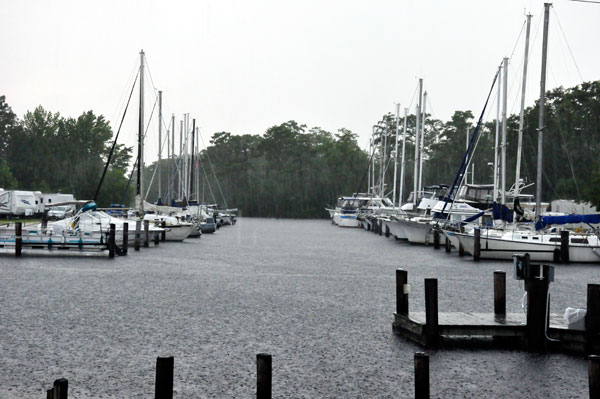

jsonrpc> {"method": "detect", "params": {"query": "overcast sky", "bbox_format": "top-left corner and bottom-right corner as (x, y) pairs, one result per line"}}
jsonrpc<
(2, 0), (599, 162)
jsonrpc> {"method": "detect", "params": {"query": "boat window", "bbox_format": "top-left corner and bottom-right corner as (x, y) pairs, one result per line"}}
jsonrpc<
(532, 236), (539, 240)
(571, 238), (589, 244)
(549, 237), (561, 242)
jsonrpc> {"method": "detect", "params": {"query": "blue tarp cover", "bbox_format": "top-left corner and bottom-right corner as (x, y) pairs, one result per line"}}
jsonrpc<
(492, 202), (514, 223)
(540, 214), (600, 227)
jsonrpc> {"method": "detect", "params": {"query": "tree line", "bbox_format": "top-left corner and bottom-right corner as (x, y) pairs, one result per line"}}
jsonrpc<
(2, 80), (599, 217)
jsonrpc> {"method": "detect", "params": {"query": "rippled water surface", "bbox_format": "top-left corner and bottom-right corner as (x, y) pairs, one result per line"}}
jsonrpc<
(0, 218), (594, 397)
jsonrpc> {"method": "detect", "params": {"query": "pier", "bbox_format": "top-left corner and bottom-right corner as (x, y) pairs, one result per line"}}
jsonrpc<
(392, 268), (600, 355)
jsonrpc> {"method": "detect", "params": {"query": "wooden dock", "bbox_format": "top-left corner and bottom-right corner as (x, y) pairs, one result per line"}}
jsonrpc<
(392, 269), (600, 354)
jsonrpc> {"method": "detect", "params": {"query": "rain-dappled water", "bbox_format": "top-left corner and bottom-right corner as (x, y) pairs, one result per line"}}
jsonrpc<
(0, 218), (594, 398)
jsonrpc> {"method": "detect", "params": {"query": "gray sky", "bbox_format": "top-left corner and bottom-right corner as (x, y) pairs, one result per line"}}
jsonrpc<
(2, 0), (599, 162)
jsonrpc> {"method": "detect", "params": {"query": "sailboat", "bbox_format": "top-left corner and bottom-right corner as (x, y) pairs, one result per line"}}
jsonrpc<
(452, 6), (600, 263)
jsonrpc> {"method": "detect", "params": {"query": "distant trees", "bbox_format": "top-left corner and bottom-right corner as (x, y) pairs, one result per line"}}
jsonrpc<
(0, 96), (132, 206)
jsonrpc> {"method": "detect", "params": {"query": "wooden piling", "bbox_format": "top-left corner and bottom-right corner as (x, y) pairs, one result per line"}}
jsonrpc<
(161, 221), (166, 242)
(396, 269), (408, 317)
(41, 210), (48, 232)
(154, 229), (160, 246)
(445, 235), (451, 253)
(108, 223), (116, 258)
(135, 220), (141, 251)
(494, 271), (506, 316)
(433, 230), (440, 250)
(424, 278), (439, 347)
(458, 243), (465, 257)
(586, 284), (600, 354)
(155, 356), (174, 399)
(378, 220), (383, 236)
(122, 222), (129, 255)
(560, 230), (569, 263)
(590, 355), (600, 398)
(46, 388), (53, 399)
(257, 353), (272, 399)
(144, 220), (150, 248)
(53, 378), (68, 399)
(15, 221), (22, 257)
(414, 352), (429, 399)
(473, 228), (481, 261)
(385, 224), (390, 238)
(525, 278), (550, 352)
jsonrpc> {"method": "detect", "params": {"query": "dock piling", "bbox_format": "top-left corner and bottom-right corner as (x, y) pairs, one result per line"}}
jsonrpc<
(458, 243), (465, 257)
(445, 235), (451, 253)
(473, 228), (481, 261)
(586, 284), (600, 354)
(108, 223), (116, 258)
(15, 221), (22, 257)
(433, 230), (440, 250)
(144, 220), (150, 248)
(53, 378), (68, 399)
(161, 221), (166, 242)
(154, 229), (159, 246)
(525, 268), (551, 352)
(414, 352), (430, 399)
(257, 353), (272, 399)
(122, 222), (129, 255)
(396, 269), (409, 317)
(560, 230), (570, 263)
(155, 356), (174, 399)
(135, 220), (141, 251)
(424, 278), (439, 347)
(590, 355), (599, 398)
(494, 271), (506, 316)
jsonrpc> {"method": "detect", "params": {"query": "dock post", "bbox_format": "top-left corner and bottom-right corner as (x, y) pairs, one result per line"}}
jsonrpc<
(424, 278), (439, 347)
(560, 230), (570, 263)
(433, 230), (440, 250)
(144, 220), (150, 248)
(473, 228), (481, 261)
(154, 229), (160, 246)
(414, 352), (429, 399)
(161, 221), (166, 242)
(122, 222), (129, 255)
(41, 210), (48, 232)
(378, 220), (383, 236)
(15, 221), (22, 257)
(257, 353), (272, 399)
(445, 235), (451, 253)
(458, 243), (465, 257)
(590, 355), (600, 398)
(134, 220), (141, 251)
(385, 224), (390, 238)
(46, 388), (53, 399)
(396, 269), (409, 317)
(586, 284), (600, 354)
(53, 378), (68, 399)
(525, 277), (550, 352)
(155, 356), (174, 399)
(494, 271), (506, 316)
(108, 223), (116, 258)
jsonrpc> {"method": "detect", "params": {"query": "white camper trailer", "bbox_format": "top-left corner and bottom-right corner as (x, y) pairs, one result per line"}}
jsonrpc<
(37, 193), (76, 214)
(0, 190), (38, 216)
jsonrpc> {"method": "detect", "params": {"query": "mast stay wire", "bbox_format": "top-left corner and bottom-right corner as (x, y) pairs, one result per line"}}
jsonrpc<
(552, 7), (585, 81)
(197, 130), (229, 208)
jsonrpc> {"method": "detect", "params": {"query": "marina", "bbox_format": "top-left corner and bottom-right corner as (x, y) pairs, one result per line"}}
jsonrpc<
(0, 218), (595, 397)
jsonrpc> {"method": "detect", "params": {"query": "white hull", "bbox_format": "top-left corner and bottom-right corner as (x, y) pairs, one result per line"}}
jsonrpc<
(399, 219), (446, 245)
(455, 231), (600, 263)
(443, 230), (460, 249)
(382, 219), (408, 240)
(333, 213), (359, 227)
(165, 224), (195, 241)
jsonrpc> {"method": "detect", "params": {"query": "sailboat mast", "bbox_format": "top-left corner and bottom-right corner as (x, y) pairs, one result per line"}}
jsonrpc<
(413, 78), (422, 205)
(367, 137), (372, 195)
(158, 90), (162, 204)
(501, 56), (508, 206)
(399, 108), (408, 206)
(190, 119), (195, 202)
(137, 50), (145, 212)
(493, 65), (501, 202)
(170, 114), (175, 204)
(418, 91), (427, 194)
(536, 3), (551, 216)
(179, 120), (183, 199)
(515, 14), (532, 198)
(392, 103), (400, 206)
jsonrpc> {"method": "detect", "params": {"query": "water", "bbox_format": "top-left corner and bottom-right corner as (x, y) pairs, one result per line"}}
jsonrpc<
(0, 218), (593, 398)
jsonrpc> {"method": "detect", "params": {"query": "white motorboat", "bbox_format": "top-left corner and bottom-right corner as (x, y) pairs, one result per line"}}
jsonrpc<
(143, 214), (194, 241)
